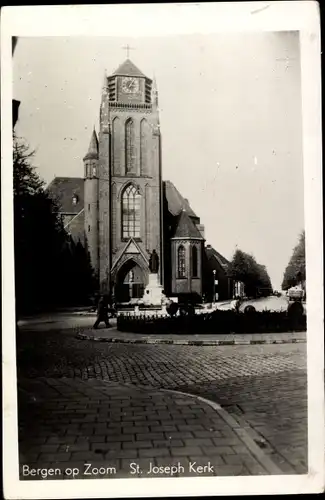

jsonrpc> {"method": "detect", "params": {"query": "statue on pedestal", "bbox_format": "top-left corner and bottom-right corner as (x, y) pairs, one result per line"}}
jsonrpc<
(149, 249), (159, 274)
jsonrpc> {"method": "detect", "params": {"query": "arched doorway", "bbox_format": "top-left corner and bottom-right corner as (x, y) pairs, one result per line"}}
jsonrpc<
(115, 259), (146, 303)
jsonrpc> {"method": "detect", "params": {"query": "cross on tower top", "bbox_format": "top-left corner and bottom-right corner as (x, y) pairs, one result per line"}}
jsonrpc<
(122, 44), (135, 59)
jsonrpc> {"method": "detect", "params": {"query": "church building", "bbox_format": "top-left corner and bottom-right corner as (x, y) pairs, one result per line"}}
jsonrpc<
(48, 58), (233, 304)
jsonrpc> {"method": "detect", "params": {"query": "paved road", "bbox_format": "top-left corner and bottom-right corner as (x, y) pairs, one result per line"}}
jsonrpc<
(17, 316), (307, 474)
(19, 377), (283, 479)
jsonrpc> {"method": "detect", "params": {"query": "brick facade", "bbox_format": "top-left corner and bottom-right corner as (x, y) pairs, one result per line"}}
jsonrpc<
(48, 58), (233, 304)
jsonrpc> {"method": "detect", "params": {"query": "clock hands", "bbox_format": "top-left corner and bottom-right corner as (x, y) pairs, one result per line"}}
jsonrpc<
(122, 77), (139, 93)
(127, 78), (136, 91)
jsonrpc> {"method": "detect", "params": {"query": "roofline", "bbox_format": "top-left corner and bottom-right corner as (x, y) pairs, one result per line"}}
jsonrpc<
(60, 211), (82, 215)
(171, 237), (204, 241)
(50, 176), (84, 180)
(63, 209), (84, 229)
(112, 72), (149, 79)
(112, 59), (148, 79)
(207, 249), (229, 268)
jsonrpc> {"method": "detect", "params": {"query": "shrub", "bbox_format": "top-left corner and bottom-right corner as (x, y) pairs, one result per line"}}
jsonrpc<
(117, 309), (306, 335)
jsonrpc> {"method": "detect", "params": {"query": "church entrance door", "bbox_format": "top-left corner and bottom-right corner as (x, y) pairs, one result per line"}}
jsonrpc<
(115, 260), (146, 303)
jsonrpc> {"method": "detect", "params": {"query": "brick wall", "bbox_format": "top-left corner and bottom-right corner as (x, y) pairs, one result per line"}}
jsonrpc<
(171, 240), (203, 297)
(106, 106), (162, 287)
(84, 173), (99, 273)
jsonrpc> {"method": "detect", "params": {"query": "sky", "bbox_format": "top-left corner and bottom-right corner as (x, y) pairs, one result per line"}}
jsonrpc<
(13, 32), (304, 291)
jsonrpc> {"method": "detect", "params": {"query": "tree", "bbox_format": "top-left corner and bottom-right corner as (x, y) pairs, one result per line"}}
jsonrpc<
(14, 135), (63, 313)
(58, 238), (96, 306)
(228, 249), (273, 298)
(282, 231), (306, 290)
(256, 264), (273, 297)
(13, 134), (95, 314)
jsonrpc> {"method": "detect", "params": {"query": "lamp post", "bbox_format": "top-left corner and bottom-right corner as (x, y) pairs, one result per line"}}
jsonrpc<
(212, 270), (216, 303)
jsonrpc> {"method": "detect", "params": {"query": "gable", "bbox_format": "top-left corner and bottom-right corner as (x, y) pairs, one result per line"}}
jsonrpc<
(111, 238), (149, 273)
(125, 241), (140, 254)
(112, 59), (147, 78)
(205, 245), (230, 269)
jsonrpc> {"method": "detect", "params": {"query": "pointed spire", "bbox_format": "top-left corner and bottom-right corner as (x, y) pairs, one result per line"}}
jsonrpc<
(172, 210), (203, 239)
(113, 59), (146, 77)
(102, 69), (108, 91)
(83, 129), (99, 161)
(152, 74), (158, 106)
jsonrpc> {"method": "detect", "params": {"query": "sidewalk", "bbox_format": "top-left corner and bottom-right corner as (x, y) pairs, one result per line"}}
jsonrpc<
(77, 325), (306, 346)
(18, 377), (283, 479)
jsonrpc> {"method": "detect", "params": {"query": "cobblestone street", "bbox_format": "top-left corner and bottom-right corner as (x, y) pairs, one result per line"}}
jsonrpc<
(16, 315), (307, 477)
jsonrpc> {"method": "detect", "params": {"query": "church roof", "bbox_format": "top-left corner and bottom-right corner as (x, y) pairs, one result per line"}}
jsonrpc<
(172, 209), (203, 239)
(83, 129), (98, 161)
(112, 59), (146, 78)
(47, 177), (84, 214)
(205, 245), (230, 269)
(164, 180), (198, 219)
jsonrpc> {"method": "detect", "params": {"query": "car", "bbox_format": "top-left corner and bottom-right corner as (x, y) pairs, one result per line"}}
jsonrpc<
(217, 295), (289, 314)
(287, 286), (304, 302)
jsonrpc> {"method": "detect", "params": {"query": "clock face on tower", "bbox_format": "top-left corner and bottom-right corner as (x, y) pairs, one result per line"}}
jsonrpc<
(121, 77), (140, 94)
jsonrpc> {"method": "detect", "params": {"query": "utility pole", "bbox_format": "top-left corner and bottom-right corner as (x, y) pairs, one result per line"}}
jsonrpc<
(213, 270), (216, 303)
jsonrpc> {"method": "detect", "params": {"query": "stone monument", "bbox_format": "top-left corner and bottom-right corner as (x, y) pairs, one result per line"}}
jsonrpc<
(149, 249), (159, 274)
(141, 250), (166, 306)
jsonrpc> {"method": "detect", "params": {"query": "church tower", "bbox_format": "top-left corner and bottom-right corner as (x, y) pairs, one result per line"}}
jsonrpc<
(83, 128), (99, 277)
(98, 58), (163, 301)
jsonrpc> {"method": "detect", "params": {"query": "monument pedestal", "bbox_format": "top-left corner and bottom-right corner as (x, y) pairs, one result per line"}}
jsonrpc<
(142, 273), (165, 306)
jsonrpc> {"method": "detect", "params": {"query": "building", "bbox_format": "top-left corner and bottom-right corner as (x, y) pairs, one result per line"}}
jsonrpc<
(48, 58), (233, 303)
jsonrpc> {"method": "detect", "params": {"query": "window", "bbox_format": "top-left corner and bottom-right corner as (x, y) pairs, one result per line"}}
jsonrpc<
(88, 204), (90, 211)
(88, 225), (90, 232)
(72, 194), (78, 205)
(177, 245), (186, 279)
(122, 184), (141, 238)
(140, 118), (149, 175)
(92, 166), (96, 177)
(112, 117), (121, 175)
(192, 245), (198, 277)
(125, 118), (136, 174)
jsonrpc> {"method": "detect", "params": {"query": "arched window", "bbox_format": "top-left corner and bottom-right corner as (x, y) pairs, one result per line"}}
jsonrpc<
(112, 117), (121, 175)
(177, 245), (186, 279)
(125, 118), (136, 174)
(122, 184), (141, 238)
(192, 245), (198, 277)
(140, 118), (149, 176)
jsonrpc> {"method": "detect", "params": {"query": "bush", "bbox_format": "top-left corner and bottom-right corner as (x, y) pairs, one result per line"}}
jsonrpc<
(117, 309), (306, 335)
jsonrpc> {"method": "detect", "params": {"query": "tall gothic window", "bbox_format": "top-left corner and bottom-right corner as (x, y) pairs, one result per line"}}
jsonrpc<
(140, 118), (149, 176)
(177, 245), (186, 279)
(125, 118), (136, 174)
(112, 117), (121, 175)
(122, 184), (141, 238)
(192, 245), (198, 277)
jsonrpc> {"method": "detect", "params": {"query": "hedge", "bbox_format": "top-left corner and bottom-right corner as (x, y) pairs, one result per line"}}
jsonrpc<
(117, 309), (306, 335)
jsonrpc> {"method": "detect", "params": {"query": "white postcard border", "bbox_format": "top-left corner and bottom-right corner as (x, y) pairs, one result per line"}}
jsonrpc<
(1, 2), (323, 498)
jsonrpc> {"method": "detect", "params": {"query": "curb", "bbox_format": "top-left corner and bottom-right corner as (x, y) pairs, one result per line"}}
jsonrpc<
(76, 332), (306, 346)
(71, 312), (97, 316)
(161, 388), (283, 475)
